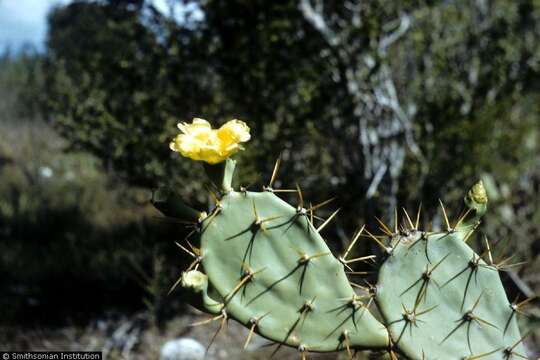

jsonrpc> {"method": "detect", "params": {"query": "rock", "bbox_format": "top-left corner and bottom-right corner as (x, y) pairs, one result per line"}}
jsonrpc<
(160, 338), (206, 360)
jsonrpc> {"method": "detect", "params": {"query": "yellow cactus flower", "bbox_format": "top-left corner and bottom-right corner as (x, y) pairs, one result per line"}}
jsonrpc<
(170, 118), (250, 164)
(218, 119), (251, 144)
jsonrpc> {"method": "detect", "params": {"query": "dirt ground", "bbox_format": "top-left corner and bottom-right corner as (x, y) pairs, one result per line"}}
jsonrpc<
(0, 308), (372, 360)
(1, 306), (538, 359)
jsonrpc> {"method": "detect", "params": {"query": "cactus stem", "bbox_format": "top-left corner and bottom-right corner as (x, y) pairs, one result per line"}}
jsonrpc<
(316, 208), (340, 233)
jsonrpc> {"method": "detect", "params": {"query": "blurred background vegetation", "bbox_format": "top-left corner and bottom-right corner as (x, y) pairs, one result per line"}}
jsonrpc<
(1, 0), (539, 358)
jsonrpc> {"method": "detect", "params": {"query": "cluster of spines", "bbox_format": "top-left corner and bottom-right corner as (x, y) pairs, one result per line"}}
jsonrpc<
(157, 157), (531, 360)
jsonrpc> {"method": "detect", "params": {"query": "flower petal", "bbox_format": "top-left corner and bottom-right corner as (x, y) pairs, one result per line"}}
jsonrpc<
(171, 118), (250, 164)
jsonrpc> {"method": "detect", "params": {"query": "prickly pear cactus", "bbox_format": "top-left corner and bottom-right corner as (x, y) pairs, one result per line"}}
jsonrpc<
(155, 119), (528, 359)
(375, 182), (528, 359)
(169, 159), (389, 354)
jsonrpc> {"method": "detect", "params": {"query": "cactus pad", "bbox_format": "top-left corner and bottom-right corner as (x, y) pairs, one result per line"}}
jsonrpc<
(197, 189), (389, 352)
(375, 188), (527, 359)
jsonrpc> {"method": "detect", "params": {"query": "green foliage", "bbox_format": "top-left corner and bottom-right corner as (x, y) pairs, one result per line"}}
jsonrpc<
(0, 51), (44, 122)
(43, 0), (540, 235)
(0, 120), (183, 324)
(44, 1), (211, 189)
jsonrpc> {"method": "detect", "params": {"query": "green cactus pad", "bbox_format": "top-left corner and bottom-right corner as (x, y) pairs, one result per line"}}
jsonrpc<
(376, 208), (526, 359)
(198, 190), (389, 352)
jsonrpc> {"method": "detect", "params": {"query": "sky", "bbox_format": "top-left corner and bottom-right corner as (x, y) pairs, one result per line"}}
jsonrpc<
(0, 0), (174, 52)
(0, 0), (70, 51)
